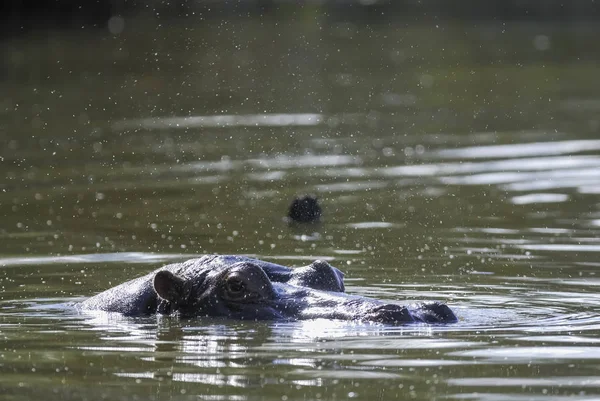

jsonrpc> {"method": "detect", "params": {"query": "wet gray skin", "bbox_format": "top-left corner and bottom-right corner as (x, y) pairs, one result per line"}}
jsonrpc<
(79, 255), (457, 324)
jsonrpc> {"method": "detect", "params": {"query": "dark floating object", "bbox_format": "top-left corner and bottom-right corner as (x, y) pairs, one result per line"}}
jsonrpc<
(288, 195), (322, 223)
(78, 255), (458, 324)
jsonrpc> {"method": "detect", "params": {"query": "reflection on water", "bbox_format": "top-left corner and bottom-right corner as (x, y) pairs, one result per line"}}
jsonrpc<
(3, 274), (600, 399)
(2, 14), (600, 401)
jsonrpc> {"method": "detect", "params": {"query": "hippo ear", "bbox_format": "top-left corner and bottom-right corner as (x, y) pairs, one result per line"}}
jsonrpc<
(331, 266), (345, 292)
(153, 271), (186, 303)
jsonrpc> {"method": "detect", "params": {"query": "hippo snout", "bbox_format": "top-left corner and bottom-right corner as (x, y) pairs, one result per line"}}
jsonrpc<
(366, 304), (415, 324)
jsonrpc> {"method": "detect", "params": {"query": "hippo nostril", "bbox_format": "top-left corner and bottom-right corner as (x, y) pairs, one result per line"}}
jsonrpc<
(410, 301), (458, 323)
(368, 304), (414, 324)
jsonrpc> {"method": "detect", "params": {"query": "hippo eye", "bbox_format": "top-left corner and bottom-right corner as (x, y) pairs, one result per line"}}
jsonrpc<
(226, 277), (246, 295)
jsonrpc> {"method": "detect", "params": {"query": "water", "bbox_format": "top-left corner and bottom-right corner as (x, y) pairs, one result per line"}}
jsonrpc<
(2, 15), (600, 401)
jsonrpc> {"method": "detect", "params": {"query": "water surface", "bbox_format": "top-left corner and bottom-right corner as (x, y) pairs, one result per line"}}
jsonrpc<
(2, 15), (600, 401)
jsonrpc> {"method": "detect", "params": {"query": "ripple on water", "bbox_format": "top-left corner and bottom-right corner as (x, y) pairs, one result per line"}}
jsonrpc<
(381, 155), (600, 177)
(510, 193), (570, 205)
(517, 244), (600, 252)
(112, 113), (324, 130)
(0, 252), (189, 267)
(248, 154), (361, 169)
(447, 376), (600, 387)
(449, 346), (600, 362)
(358, 358), (472, 367)
(513, 335), (600, 344)
(501, 173), (600, 191)
(346, 222), (400, 229)
(435, 139), (600, 159)
(448, 394), (600, 401)
(285, 369), (404, 380)
(314, 180), (388, 192)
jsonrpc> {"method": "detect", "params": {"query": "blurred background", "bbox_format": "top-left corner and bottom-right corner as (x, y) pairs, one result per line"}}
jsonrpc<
(2, 1), (600, 401)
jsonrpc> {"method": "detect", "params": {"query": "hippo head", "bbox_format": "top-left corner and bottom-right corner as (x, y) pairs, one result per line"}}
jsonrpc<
(153, 261), (284, 320)
(80, 255), (457, 324)
(151, 259), (422, 324)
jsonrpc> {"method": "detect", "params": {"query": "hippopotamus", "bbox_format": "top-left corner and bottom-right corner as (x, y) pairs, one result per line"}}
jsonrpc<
(79, 255), (457, 324)
(288, 195), (322, 223)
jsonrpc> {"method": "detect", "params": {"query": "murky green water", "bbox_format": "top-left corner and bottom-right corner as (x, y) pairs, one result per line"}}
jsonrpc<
(2, 14), (600, 401)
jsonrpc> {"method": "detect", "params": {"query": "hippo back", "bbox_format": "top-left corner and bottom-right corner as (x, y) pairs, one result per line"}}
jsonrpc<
(201, 255), (293, 282)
